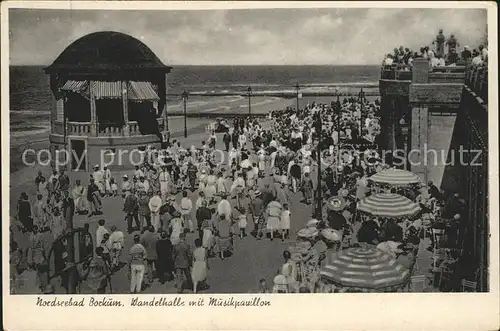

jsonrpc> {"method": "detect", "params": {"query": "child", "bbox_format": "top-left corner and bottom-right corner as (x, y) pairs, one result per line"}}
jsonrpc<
(280, 204), (291, 241)
(99, 233), (112, 268)
(110, 178), (118, 197)
(234, 207), (248, 238)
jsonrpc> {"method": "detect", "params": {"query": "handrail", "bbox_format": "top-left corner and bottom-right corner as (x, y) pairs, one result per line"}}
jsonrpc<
(465, 65), (488, 104)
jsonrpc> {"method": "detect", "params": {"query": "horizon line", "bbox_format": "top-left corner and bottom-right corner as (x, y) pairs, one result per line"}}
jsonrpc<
(10, 63), (383, 67)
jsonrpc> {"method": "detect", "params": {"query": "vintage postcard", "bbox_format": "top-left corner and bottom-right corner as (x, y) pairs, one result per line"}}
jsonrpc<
(2, 1), (499, 330)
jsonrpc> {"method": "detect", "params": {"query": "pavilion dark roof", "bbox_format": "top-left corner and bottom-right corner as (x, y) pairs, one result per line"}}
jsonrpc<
(44, 31), (171, 74)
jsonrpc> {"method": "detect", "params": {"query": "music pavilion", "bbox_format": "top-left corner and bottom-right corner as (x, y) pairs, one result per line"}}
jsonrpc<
(44, 31), (172, 171)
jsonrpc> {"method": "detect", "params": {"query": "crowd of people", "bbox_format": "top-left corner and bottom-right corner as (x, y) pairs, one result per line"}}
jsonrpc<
(10, 89), (470, 293)
(383, 29), (488, 69)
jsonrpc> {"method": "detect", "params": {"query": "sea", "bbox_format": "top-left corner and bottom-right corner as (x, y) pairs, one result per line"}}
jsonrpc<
(9, 65), (380, 140)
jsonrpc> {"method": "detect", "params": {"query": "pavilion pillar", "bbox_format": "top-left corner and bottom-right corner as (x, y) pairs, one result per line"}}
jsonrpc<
(122, 81), (130, 137)
(89, 81), (97, 137)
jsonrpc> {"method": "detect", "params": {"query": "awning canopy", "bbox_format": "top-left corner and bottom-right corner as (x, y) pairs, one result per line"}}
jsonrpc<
(60, 80), (89, 98)
(60, 80), (159, 101)
(128, 81), (159, 101)
(91, 81), (122, 99)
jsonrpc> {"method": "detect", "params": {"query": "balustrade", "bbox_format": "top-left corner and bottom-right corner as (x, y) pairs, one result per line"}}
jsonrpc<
(67, 122), (91, 135)
(128, 121), (140, 136)
(465, 65), (488, 104)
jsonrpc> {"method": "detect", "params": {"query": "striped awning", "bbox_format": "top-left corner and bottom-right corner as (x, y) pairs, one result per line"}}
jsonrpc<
(357, 193), (421, 218)
(60, 80), (89, 97)
(320, 247), (410, 290)
(369, 168), (421, 185)
(128, 81), (159, 101)
(91, 81), (122, 99)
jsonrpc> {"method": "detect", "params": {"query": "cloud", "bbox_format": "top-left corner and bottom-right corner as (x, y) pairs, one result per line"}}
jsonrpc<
(9, 8), (487, 65)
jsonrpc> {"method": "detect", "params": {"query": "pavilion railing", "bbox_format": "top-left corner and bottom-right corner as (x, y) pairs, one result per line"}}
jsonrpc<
(128, 121), (140, 136)
(65, 120), (166, 137)
(67, 122), (91, 135)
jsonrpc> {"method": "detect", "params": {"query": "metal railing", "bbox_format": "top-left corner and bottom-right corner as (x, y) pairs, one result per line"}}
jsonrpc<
(465, 65), (488, 104)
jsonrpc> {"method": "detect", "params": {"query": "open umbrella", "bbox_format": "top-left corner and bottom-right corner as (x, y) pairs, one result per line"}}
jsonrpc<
(327, 196), (346, 212)
(357, 193), (421, 218)
(320, 246), (410, 290)
(369, 168), (420, 186)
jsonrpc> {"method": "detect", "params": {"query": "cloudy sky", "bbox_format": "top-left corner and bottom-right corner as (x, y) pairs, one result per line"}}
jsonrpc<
(9, 7), (487, 66)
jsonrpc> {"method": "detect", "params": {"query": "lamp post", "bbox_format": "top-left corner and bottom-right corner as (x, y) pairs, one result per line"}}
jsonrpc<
(400, 117), (409, 170)
(247, 86), (252, 117)
(181, 90), (189, 138)
(316, 107), (323, 218)
(335, 88), (340, 131)
(295, 82), (300, 111)
(358, 88), (365, 134)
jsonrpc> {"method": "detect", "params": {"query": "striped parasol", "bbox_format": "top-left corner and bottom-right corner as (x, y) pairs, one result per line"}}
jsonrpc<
(320, 246), (410, 290)
(369, 168), (420, 185)
(357, 193), (421, 218)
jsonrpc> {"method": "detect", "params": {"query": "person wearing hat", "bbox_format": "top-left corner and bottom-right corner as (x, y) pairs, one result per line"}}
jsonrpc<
(169, 211), (184, 245)
(149, 190), (163, 232)
(158, 165), (171, 201)
(128, 234), (147, 293)
(102, 166), (112, 196)
(265, 199), (282, 241)
(172, 232), (193, 293)
(92, 165), (105, 196)
(230, 172), (246, 209)
(108, 225), (124, 270)
(85, 177), (102, 217)
(121, 174), (131, 197)
(123, 189), (140, 234)
(138, 190), (152, 232)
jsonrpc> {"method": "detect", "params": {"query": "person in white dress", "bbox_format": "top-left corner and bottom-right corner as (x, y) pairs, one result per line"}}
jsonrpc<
(179, 191), (194, 232)
(216, 171), (228, 195)
(257, 148), (266, 176)
(103, 166), (112, 196)
(238, 132), (247, 150)
(72, 179), (88, 214)
(204, 170), (217, 204)
(158, 166), (170, 201)
(32, 194), (48, 230)
(92, 165), (105, 195)
(280, 203), (291, 241)
(198, 169), (207, 194)
(191, 238), (208, 294)
(265, 200), (282, 241)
